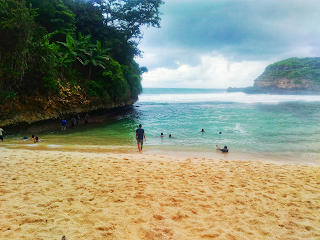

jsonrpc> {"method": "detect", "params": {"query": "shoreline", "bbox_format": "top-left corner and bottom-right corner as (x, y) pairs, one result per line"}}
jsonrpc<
(1, 147), (320, 239)
(2, 141), (319, 167)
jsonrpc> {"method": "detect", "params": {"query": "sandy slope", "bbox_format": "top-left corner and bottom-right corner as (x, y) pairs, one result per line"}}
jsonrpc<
(1, 147), (320, 239)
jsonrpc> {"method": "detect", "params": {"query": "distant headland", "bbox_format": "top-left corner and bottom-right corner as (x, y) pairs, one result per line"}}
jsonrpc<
(227, 57), (320, 94)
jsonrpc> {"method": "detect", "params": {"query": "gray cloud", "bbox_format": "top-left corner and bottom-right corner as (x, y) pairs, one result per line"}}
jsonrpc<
(137, 0), (320, 71)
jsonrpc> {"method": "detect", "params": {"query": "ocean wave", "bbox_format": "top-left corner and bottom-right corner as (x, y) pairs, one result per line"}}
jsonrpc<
(138, 92), (320, 104)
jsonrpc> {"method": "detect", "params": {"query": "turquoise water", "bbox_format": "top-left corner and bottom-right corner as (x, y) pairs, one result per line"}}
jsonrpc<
(3, 88), (320, 164)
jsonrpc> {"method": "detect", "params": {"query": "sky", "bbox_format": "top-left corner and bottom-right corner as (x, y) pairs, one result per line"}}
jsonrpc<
(135, 0), (320, 89)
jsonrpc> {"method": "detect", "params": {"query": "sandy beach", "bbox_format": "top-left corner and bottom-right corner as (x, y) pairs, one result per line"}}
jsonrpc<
(1, 147), (320, 239)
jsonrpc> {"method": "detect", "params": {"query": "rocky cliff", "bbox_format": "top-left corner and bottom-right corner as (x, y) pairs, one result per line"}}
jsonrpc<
(0, 88), (138, 129)
(227, 57), (320, 94)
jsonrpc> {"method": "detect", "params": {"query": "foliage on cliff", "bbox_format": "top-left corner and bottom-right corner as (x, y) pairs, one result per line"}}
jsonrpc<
(0, 0), (163, 110)
(227, 57), (320, 94)
(265, 57), (320, 84)
(246, 57), (320, 94)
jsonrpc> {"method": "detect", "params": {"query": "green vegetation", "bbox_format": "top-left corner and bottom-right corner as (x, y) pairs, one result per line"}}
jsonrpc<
(266, 57), (320, 83)
(0, 0), (163, 104)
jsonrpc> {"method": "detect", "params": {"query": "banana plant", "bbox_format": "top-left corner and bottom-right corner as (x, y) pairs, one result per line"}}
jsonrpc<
(83, 40), (111, 79)
(56, 33), (111, 78)
(56, 34), (84, 65)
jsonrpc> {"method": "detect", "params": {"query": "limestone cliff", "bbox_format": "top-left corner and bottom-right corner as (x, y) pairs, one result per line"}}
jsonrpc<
(0, 85), (138, 128)
(227, 57), (320, 94)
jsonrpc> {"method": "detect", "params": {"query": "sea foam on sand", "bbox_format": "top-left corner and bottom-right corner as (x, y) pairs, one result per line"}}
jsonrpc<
(1, 147), (320, 239)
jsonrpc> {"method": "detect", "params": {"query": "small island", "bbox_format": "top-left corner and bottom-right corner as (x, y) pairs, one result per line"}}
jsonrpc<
(227, 57), (320, 94)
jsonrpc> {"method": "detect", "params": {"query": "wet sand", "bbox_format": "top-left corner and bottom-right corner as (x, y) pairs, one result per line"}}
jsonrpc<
(1, 147), (320, 239)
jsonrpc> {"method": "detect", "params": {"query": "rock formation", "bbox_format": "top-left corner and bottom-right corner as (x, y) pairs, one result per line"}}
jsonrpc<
(227, 57), (320, 94)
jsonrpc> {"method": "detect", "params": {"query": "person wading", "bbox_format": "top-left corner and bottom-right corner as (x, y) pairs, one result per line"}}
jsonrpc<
(136, 124), (146, 151)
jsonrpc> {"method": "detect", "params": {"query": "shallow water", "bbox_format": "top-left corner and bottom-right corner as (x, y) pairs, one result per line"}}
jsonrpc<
(2, 88), (320, 165)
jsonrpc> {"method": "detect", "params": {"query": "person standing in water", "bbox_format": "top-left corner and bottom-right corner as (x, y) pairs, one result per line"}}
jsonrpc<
(71, 118), (77, 127)
(85, 114), (90, 124)
(136, 124), (146, 151)
(0, 127), (6, 141)
(61, 119), (67, 131)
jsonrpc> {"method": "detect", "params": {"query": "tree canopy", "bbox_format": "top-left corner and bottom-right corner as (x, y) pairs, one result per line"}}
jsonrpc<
(0, 0), (163, 104)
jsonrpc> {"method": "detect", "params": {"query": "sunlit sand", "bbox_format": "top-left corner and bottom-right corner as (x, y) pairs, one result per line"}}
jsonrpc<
(1, 147), (320, 239)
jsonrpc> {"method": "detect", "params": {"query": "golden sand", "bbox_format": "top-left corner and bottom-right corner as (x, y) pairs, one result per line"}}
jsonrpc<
(1, 147), (320, 239)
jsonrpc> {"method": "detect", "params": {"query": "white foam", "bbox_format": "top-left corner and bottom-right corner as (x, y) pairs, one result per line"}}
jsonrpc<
(138, 92), (320, 104)
(234, 123), (245, 133)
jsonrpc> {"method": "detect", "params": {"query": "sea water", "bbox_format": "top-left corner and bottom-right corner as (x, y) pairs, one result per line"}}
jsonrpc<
(3, 88), (320, 165)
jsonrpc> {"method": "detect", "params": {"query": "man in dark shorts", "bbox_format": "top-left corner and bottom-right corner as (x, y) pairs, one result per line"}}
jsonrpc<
(61, 119), (67, 130)
(136, 124), (146, 151)
(216, 145), (229, 153)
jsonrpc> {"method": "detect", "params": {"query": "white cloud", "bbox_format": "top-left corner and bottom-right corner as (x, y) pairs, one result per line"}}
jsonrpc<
(135, 0), (320, 89)
(141, 55), (268, 88)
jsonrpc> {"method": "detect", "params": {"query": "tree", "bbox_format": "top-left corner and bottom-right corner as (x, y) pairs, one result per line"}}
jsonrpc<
(83, 40), (111, 79)
(0, 0), (37, 92)
(102, 0), (164, 40)
(140, 66), (148, 74)
(26, 0), (75, 41)
(63, 0), (110, 43)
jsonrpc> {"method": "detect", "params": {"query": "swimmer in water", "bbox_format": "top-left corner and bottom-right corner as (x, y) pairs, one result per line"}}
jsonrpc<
(34, 137), (43, 143)
(216, 145), (228, 153)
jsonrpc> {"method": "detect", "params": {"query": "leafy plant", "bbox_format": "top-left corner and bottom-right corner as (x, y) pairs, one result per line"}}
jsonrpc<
(0, 90), (17, 101)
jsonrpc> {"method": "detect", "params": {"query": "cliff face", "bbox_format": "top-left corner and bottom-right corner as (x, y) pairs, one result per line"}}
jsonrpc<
(0, 75), (141, 128)
(227, 57), (320, 94)
(252, 57), (320, 94)
(0, 94), (138, 127)
(253, 77), (320, 92)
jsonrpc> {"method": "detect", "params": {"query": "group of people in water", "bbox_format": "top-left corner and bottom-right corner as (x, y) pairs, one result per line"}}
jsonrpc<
(202, 128), (229, 152)
(0, 126), (43, 143)
(2, 121), (228, 153)
(19, 113), (91, 143)
(20, 114), (91, 143)
(159, 133), (174, 138)
(0, 113), (91, 143)
(136, 125), (229, 153)
(21, 135), (43, 143)
(61, 114), (90, 130)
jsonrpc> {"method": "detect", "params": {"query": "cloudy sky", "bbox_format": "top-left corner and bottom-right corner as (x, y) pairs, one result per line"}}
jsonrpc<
(135, 0), (320, 89)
